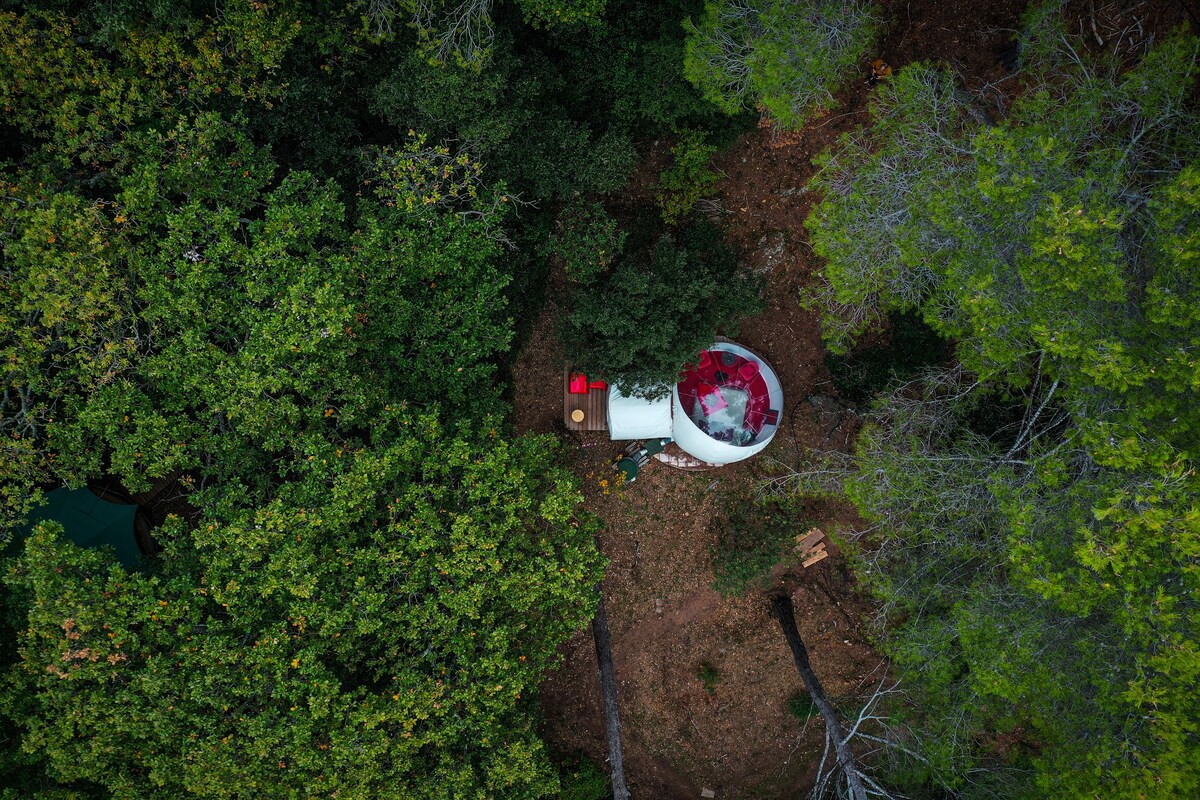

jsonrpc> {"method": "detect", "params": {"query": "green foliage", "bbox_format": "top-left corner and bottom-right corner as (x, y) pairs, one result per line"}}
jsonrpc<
(372, 45), (638, 200)
(822, 374), (1200, 798)
(2, 132), (515, 515)
(697, 661), (721, 694)
(797, 15), (1200, 795)
(0, 0), (773, 795)
(360, 0), (498, 69)
(517, 0), (608, 28)
(556, 755), (612, 800)
(710, 492), (805, 596)
(824, 312), (949, 402)
(3, 420), (604, 798)
(562, 220), (762, 397)
(0, 177), (141, 524)
(370, 47), (523, 163)
(362, 134), (486, 213)
(808, 32), (1200, 454)
(682, 0), (756, 116)
(785, 690), (817, 721)
(749, 0), (880, 128)
(804, 62), (980, 350)
(0, 6), (299, 168)
(0, 140), (573, 795)
(368, 0), (735, 203)
(548, 200), (627, 283)
(354, 215), (513, 414)
(684, 0), (880, 129)
(656, 129), (720, 225)
(556, 0), (747, 136)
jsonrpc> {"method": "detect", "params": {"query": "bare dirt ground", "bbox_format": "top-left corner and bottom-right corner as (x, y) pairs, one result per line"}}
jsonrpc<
(532, 447), (880, 800)
(514, 1), (1194, 797)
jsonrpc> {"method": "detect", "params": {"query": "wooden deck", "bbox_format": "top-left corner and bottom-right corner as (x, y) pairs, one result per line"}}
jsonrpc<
(563, 369), (609, 431)
(652, 442), (719, 470)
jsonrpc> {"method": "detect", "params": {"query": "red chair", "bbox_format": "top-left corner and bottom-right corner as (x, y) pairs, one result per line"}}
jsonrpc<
(569, 373), (589, 394)
(589, 379), (608, 391)
(738, 361), (759, 381)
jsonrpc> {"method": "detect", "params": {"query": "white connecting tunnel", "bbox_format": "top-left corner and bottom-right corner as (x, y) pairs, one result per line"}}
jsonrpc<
(606, 386), (672, 440)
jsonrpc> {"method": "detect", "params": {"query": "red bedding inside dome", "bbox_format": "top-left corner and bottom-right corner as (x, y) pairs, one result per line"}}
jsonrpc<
(678, 350), (773, 439)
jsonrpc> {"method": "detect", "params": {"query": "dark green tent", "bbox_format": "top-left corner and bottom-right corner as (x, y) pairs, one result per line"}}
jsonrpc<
(17, 488), (142, 568)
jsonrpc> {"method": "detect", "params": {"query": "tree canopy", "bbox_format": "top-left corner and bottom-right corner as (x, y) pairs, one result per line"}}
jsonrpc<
(561, 220), (762, 398)
(684, 0), (880, 128)
(794, 6), (1200, 796)
(4, 418), (602, 798)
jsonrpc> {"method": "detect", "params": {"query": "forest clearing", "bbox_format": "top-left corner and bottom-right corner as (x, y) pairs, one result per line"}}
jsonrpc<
(1, 0), (1197, 799)
(522, 0), (1200, 795)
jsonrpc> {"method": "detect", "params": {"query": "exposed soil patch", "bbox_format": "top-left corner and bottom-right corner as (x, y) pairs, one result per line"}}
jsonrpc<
(878, 0), (1029, 93)
(533, 438), (877, 800)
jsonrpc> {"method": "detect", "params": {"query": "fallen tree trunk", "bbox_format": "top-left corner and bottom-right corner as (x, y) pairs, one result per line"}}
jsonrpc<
(592, 591), (630, 800)
(772, 594), (868, 800)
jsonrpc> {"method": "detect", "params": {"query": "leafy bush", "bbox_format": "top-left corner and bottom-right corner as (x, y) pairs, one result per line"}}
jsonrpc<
(786, 690), (818, 721)
(371, 48), (636, 201)
(548, 200), (627, 283)
(825, 311), (949, 402)
(562, 219), (762, 397)
(697, 661), (721, 694)
(710, 492), (807, 596)
(656, 129), (720, 225)
(518, 0), (608, 29)
(557, 755), (612, 800)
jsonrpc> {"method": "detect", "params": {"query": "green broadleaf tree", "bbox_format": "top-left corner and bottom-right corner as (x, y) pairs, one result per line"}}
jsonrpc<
(562, 220), (762, 397)
(3, 417), (603, 798)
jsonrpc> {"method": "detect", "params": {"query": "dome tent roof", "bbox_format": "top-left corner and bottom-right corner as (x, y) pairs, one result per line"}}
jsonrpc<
(14, 488), (142, 568)
(671, 342), (782, 465)
(606, 341), (783, 466)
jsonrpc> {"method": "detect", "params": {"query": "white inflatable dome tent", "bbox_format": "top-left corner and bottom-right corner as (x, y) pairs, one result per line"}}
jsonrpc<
(606, 342), (783, 466)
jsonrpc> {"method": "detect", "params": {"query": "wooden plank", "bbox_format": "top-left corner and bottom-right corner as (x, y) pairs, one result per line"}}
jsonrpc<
(801, 551), (830, 568)
(794, 527), (825, 552)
